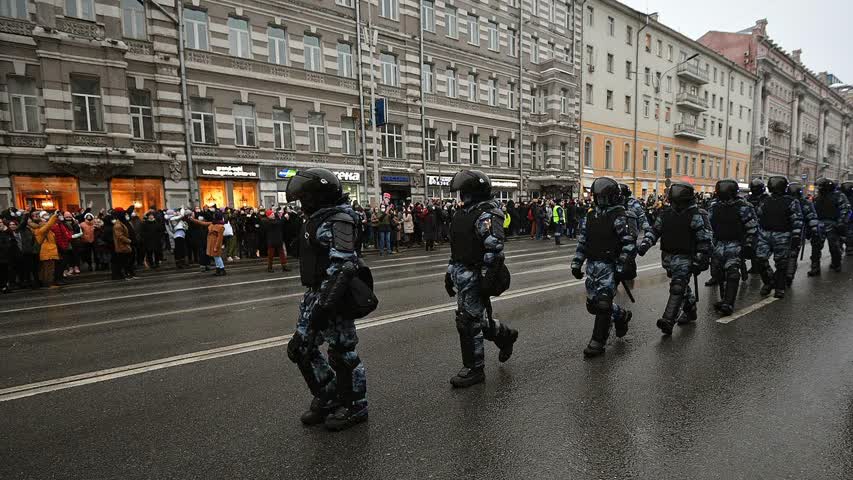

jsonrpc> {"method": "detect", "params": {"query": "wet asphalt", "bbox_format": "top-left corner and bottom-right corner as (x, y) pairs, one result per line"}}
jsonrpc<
(1, 238), (852, 480)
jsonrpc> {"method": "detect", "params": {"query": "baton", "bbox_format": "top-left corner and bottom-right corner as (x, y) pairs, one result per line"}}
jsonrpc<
(620, 280), (636, 303)
(799, 231), (807, 261)
(693, 273), (700, 304)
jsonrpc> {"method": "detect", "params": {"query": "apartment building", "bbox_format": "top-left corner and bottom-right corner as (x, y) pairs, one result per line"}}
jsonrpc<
(0, 0), (581, 211)
(579, 0), (757, 197)
(700, 19), (853, 185)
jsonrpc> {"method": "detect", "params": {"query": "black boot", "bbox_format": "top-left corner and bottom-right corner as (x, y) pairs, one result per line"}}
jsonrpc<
(807, 261), (821, 277)
(829, 261), (842, 272)
(493, 324), (519, 363)
(740, 259), (749, 281)
(450, 367), (485, 388)
(614, 309), (632, 338)
(759, 266), (774, 296)
(585, 312), (611, 356)
(705, 276), (720, 286)
(677, 302), (698, 325)
(773, 269), (786, 298)
(300, 398), (334, 426)
(657, 288), (684, 335)
(713, 282), (726, 312)
(324, 403), (369, 431)
(555, 236), (561, 246)
(452, 313), (485, 388)
(718, 275), (739, 316)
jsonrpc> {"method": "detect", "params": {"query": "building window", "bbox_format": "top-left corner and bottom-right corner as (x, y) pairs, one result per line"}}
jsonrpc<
(643, 99), (650, 118)
(190, 97), (215, 144)
(447, 131), (459, 163)
(530, 141), (538, 169)
(422, 0), (435, 32)
(8, 77), (39, 133)
(560, 89), (568, 114)
(560, 142), (568, 170)
(644, 67), (651, 86)
(645, 33), (651, 52)
(337, 43), (354, 77)
(233, 104), (256, 147)
(487, 78), (498, 106)
(665, 106), (671, 123)
(424, 128), (437, 162)
(336, 0), (355, 6)
(675, 154), (681, 174)
(606, 90), (613, 110)
(533, 41), (541, 64)
(606, 53), (614, 73)
(585, 44), (593, 68)
(585, 83), (593, 104)
(508, 139), (516, 168)
(308, 113), (327, 152)
(341, 117), (357, 155)
(487, 22), (499, 51)
(656, 39), (662, 57)
(489, 136), (498, 166)
(469, 134), (480, 164)
(667, 44), (673, 61)
(467, 74), (478, 102)
(381, 124), (403, 158)
(71, 77), (102, 132)
(738, 128), (742, 143)
(625, 60), (632, 79)
(228, 17), (251, 58)
(129, 90), (153, 140)
(422, 63), (434, 93)
(623, 143), (631, 171)
(583, 137), (593, 168)
(272, 109), (293, 150)
(446, 69), (457, 97)
(607, 16), (615, 36)
(666, 76), (672, 93)
(268, 27), (288, 65)
(1, 0), (27, 18)
(625, 95), (631, 114)
(508, 30), (517, 57)
(378, 53), (398, 86)
(586, 5), (594, 26)
(604, 141), (613, 170)
(66, 0), (94, 21)
(303, 35), (323, 72)
(642, 149), (648, 170)
(380, 0), (399, 20)
(626, 25), (633, 45)
(184, 8), (209, 50)
(446, 6), (458, 38)
(530, 88), (539, 114)
(467, 15), (479, 45)
(121, 0), (146, 39)
(508, 83), (516, 109)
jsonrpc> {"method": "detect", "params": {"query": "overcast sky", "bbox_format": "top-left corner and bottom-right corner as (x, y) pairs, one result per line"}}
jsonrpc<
(620, 0), (853, 83)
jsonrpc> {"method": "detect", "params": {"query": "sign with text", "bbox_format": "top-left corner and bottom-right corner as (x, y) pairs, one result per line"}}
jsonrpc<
(427, 175), (454, 186)
(200, 165), (258, 178)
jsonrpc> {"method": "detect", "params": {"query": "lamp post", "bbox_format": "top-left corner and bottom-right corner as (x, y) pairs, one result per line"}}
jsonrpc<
(653, 53), (699, 194)
(631, 13), (657, 196)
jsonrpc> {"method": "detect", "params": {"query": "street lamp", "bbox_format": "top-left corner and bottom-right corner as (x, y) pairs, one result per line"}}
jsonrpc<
(653, 52), (699, 194)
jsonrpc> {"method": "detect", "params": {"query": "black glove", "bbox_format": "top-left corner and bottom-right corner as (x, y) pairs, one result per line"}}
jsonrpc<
(614, 264), (626, 283)
(310, 304), (333, 331)
(571, 262), (584, 280)
(691, 255), (709, 275)
(741, 244), (754, 260)
(637, 241), (651, 256)
(444, 271), (456, 297)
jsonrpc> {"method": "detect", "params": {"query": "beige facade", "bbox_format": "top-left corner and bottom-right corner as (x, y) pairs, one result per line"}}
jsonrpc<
(579, 0), (757, 197)
(0, 0), (582, 210)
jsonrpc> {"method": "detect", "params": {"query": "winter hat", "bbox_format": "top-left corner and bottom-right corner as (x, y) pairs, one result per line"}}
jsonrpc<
(39, 211), (50, 220)
(266, 209), (273, 217)
(84, 212), (94, 220)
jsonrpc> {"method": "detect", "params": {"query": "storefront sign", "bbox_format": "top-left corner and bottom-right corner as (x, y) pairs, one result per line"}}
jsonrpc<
(381, 175), (410, 183)
(492, 180), (519, 189)
(200, 165), (258, 178)
(427, 175), (454, 186)
(277, 168), (360, 183)
(277, 169), (298, 179)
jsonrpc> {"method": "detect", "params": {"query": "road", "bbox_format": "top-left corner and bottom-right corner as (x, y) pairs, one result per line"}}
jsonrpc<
(1, 238), (852, 480)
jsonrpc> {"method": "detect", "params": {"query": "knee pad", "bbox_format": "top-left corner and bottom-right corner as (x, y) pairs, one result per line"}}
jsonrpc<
(670, 280), (686, 296)
(586, 299), (598, 315)
(725, 267), (741, 282)
(329, 346), (360, 371)
(286, 334), (305, 364)
(593, 295), (613, 315)
(455, 310), (482, 337)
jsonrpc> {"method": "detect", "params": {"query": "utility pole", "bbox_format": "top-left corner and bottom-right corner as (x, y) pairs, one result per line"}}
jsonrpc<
(631, 13), (656, 196)
(517, 4), (524, 199)
(576, 0), (587, 199)
(364, 1), (381, 206)
(355, 1), (369, 205)
(419, 0), (428, 203)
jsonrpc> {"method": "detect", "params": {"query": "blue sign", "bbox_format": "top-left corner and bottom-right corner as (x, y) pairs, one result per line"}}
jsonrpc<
(375, 98), (387, 127)
(381, 175), (409, 183)
(277, 169), (298, 179)
(801, 173), (808, 182)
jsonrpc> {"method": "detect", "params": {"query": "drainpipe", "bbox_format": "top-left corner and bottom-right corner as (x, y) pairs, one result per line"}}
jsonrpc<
(517, 4), (524, 198)
(723, 66), (731, 180)
(150, 1), (198, 207)
(419, 0), (428, 201)
(576, 0), (586, 199)
(366, 2), (381, 206)
(355, 1), (369, 205)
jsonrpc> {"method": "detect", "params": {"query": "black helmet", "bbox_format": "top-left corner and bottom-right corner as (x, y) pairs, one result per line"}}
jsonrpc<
(787, 181), (804, 199)
(668, 182), (695, 209)
(749, 178), (766, 196)
(767, 176), (789, 195)
(714, 179), (739, 201)
(816, 177), (836, 194)
(618, 183), (632, 202)
(449, 170), (492, 205)
(841, 181), (853, 196)
(285, 168), (342, 214)
(591, 177), (621, 208)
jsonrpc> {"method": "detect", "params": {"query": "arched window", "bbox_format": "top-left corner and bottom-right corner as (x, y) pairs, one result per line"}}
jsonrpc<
(623, 143), (631, 171)
(584, 136), (593, 167)
(605, 141), (613, 170)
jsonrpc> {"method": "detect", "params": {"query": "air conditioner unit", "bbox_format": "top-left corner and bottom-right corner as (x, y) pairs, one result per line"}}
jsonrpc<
(587, 64), (595, 72)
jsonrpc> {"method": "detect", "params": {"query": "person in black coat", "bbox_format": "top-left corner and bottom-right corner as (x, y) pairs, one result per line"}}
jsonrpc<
(261, 210), (290, 272)
(140, 211), (163, 268)
(0, 220), (20, 293)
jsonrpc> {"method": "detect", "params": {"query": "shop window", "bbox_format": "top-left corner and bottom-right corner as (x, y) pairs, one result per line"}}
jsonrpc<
(199, 179), (227, 207)
(8, 77), (39, 133)
(13, 175), (80, 211)
(129, 89), (153, 140)
(233, 181), (257, 208)
(71, 76), (102, 132)
(110, 178), (164, 211)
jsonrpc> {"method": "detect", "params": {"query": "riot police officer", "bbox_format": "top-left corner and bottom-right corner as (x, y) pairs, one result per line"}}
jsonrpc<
(745, 179), (769, 274)
(285, 168), (370, 431)
(708, 179), (758, 315)
(445, 170), (518, 388)
(754, 176), (803, 298)
(638, 182), (712, 335)
(785, 182), (818, 284)
(808, 178), (851, 275)
(571, 177), (637, 357)
(619, 183), (651, 237)
(841, 181), (853, 256)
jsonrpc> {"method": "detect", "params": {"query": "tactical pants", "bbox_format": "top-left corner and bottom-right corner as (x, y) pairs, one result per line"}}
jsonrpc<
(756, 230), (792, 288)
(662, 254), (697, 317)
(847, 222), (853, 254)
(288, 290), (367, 409)
(811, 221), (843, 266)
(584, 261), (628, 343)
(450, 264), (513, 369)
(711, 241), (743, 280)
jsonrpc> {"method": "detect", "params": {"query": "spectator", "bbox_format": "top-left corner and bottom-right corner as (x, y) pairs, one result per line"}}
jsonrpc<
(188, 211), (227, 276)
(33, 210), (61, 288)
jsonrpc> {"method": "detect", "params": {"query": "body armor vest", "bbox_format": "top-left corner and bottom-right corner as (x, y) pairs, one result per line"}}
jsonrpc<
(584, 207), (624, 261)
(711, 203), (746, 242)
(660, 207), (694, 255)
(760, 196), (792, 232)
(450, 205), (488, 267)
(815, 195), (839, 221)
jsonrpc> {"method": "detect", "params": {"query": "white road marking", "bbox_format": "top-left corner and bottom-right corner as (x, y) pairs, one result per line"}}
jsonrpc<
(0, 245), (576, 315)
(715, 296), (779, 324)
(0, 264), (661, 401)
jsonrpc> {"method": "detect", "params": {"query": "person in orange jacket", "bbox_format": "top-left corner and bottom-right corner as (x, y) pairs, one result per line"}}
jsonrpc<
(187, 209), (227, 276)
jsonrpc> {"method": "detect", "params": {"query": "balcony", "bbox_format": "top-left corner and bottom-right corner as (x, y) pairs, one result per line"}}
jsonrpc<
(676, 92), (708, 112)
(803, 133), (818, 145)
(674, 123), (706, 140)
(769, 120), (789, 134)
(676, 63), (709, 84)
